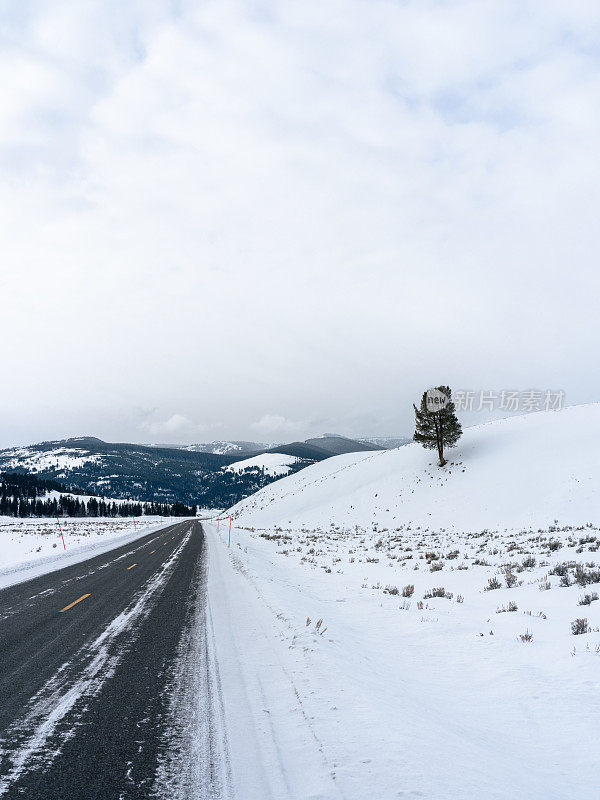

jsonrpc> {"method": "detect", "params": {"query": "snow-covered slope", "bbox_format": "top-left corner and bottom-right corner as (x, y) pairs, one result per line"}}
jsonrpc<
(214, 404), (600, 798)
(230, 405), (599, 532)
(224, 452), (300, 477)
(0, 445), (102, 472)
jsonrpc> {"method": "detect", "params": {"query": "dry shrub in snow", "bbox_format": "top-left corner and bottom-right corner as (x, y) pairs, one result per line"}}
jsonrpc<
(574, 565), (600, 586)
(504, 569), (518, 588)
(571, 618), (590, 635)
(485, 577), (502, 591)
(424, 587), (453, 600)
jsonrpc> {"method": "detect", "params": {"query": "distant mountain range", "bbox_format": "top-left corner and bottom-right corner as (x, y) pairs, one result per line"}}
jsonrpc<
(160, 434), (411, 458)
(0, 433), (409, 508)
(356, 436), (412, 449)
(179, 441), (269, 456)
(267, 435), (384, 459)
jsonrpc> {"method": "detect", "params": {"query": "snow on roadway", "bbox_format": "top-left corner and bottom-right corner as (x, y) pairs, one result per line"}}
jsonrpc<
(210, 405), (600, 799)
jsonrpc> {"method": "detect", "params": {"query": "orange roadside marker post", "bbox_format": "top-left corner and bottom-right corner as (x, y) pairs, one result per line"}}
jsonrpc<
(56, 516), (66, 550)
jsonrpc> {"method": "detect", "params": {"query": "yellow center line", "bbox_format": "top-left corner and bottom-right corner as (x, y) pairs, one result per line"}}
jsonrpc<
(150, 549), (156, 554)
(127, 563), (137, 570)
(59, 594), (91, 613)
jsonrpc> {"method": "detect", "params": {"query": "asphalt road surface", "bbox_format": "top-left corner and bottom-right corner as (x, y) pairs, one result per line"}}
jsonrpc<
(0, 520), (223, 799)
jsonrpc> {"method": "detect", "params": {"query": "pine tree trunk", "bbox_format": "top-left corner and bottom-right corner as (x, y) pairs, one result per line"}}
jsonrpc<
(435, 415), (446, 466)
(437, 444), (446, 467)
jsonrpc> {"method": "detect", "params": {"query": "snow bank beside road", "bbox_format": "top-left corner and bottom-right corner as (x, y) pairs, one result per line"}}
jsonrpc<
(0, 517), (173, 590)
(206, 522), (340, 800)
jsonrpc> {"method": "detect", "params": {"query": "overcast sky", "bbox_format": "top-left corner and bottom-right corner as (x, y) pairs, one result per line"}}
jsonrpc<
(1, 0), (599, 448)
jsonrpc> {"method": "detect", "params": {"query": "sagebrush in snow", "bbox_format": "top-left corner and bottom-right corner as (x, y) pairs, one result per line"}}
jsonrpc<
(485, 577), (502, 591)
(424, 587), (453, 599)
(504, 569), (518, 588)
(571, 618), (590, 635)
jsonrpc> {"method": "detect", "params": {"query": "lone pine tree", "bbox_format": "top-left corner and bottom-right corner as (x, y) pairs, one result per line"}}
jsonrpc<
(413, 386), (462, 466)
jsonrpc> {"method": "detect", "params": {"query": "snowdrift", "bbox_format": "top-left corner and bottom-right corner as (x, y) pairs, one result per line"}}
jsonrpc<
(230, 404), (599, 532)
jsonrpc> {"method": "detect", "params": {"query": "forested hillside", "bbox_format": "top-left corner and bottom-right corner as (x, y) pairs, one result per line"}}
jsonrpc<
(0, 472), (195, 517)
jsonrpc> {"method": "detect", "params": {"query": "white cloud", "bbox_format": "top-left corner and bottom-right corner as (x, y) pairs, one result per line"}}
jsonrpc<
(137, 412), (208, 441)
(1, 1), (599, 446)
(251, 415), (305, 437)
(162, 414), (192, 433)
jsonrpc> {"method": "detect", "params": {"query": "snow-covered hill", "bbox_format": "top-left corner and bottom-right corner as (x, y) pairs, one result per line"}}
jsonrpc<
(0, 444), (102, 473)
(224, 453), (302, 477)
(230, 405), (599, 533)
(213, 404), (600, 798)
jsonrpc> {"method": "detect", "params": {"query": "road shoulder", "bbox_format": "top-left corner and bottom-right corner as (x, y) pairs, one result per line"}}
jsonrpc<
(205, 523), (342, 800)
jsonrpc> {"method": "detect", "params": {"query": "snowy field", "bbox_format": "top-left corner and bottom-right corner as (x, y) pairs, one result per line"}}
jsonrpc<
(211, 406), (600, 799)
(0, 516), (169, 588)
(209, 521), (600, 799)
